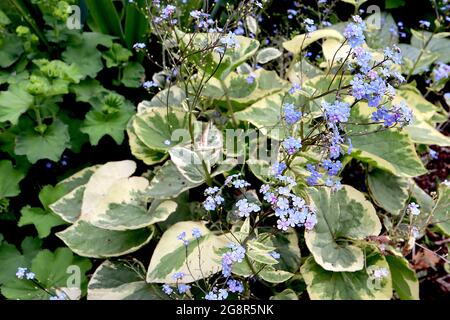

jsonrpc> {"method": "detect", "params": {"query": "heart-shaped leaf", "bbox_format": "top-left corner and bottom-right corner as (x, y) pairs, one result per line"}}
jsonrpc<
(305, 185), (381, 272)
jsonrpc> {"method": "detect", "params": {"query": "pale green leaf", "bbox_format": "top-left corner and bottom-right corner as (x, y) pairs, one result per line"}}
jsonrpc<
(301, 249), (392, 300)
(146, 221), (229, 283)
(56, 220), (155, 258)
(88, 260), (168, 300)
(305, 185), (381, 272)
(386, 255), (419, 300)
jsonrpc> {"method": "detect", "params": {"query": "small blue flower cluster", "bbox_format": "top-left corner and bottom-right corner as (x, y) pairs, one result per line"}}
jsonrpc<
(304, 18), (317, 33)
(343, 15), (366, 48)
(283, 103), (302, 125)
(16, 267), (35, 280)
(322, 100), (351, 123)
(343, 16), (413, 129)
(203, 186), (225, 211)
(153, 4), (177, 25)
(260, 168), (317, 231)
(176, 227), (203, 247)
(221, 242), (246, 277)
(162, 272), (192, 296)
(282, 136), (302, 155)
(49, 293), (67, 300)
(235, 199), (261, 218)
(204, 279), (245, 300)
(433, 62), (450, 82)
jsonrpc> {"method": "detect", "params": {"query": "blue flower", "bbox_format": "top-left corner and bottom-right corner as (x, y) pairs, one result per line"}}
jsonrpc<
(306, 164), (322, 186)
(271, 161), (287, 177)
(142, 81), (157, 89)
(235, 199), (260, 218)
(322, 100), (350, 123)
(304, 18), (317, 33)
(227, 279), (244, 293)
(172, 272), (185, 280)
(429, 149), (438, 160)
(16, 267), (28, 279)
(282, 136), (302, 155)
(343, 16), (366, 48)
(162, 284), (173, 295)
(289, 82), (301, 94)
(269, 251), (280, 260)
(408, 202), (420, 216)
(192, 227), (202, 239)
(277, 218), (290, 231)
(177, 284), (191, 294)
(419, 20), (431, 28)
(433, 63), (450, 82)
(283, 103), (302, 124)
(132, 42), (146, 50)
(246, 73), (256, 84)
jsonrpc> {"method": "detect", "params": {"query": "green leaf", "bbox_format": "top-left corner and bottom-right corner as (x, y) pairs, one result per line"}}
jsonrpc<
(0, 33), (23, 68)
(385, 0), (405, 9)
(18, 206), (66, 239)
(124, 0), (148, 49)
(102, 43), (132, 68)
(0, 85), (34, 124)
(234, 93), (284, 140)
(270, 289), (298, 300)
(88, 260), (168, 300)
(49, 185), (85, 223)
(368, 169), (411, 215)
(411, 31), (450, 64)
(365, 13), (398, 49)
(169, 147), (207, 184)
(47, 165), (100, 223)
(432, 182), (450, 236)
(139, 86), (186, 109)
(85, 0), (124, 40)
(398, 44), (439, 76)
(56, 220), (155, 258)
(349, 130), (427, 178)
(301, 249), (392, 300)
(63, 32), (116, 78)
(0, 240), (26, 285)
(146, 221), (229, 283)
(81, 100), (135, 145)
(386, 255), (419, 300)
(70, 78), (109, 103)
(127, 121), (168, 165)
(260, 268), (294, 283)
(397, 89), (450, 146)
(0, 160), (25, 198)
(1, 247), (91, 300)
(283, 29), (344, 55)
(15, 120), (70, 163)
(131, 107), (189, 152)
(256, 47), (282, 64)
(305, 185), (381, 272)
(203, 69), (288, 105)
(121, 62), (145, 88)
(147, 161), (203, 199)
(177, 31), (260, 80)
